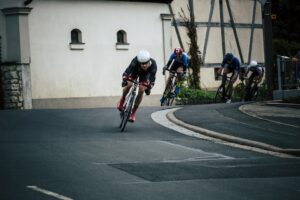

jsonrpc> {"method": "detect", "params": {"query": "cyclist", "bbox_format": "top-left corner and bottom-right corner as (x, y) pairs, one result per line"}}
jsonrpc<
(217, 53), (240, 103)
(243, 60), (264, 101)
(244, 60), (264, 84)
(117, 50), (157, 122)
(161, 47), (189, 103)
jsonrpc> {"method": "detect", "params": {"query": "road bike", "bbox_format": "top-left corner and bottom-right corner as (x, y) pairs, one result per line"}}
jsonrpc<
(214, 68), (234, 103)
(242, 71), (260, 101)
(119, 79), (139, 132)
(160, 69), (181, 106)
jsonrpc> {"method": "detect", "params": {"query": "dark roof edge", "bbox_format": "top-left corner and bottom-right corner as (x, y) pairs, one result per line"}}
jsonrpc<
(103, 0), (173, 3)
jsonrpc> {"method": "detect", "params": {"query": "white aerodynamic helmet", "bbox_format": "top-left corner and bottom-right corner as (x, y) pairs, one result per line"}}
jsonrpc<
(137, 50), (151, 63)
(249, 60), (258, 67)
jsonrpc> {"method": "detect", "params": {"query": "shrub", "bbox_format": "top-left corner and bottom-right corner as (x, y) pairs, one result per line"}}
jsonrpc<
(176, 88), (215, 105)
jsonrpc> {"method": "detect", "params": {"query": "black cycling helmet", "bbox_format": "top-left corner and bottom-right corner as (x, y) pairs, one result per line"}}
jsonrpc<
(225, 53), (234, 61)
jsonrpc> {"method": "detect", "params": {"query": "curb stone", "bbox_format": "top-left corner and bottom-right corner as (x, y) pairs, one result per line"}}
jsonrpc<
(167, 107), (300, 157)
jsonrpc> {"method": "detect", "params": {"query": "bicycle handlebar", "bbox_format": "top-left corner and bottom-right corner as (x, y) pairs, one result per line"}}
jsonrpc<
(164, 68), (185, 75)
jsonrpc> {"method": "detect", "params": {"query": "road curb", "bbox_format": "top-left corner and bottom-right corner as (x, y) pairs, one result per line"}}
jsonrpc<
(166, 107), (300, 157)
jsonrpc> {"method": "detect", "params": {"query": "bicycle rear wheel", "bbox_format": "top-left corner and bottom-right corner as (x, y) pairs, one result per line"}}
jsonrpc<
(167, 93), (175, 106)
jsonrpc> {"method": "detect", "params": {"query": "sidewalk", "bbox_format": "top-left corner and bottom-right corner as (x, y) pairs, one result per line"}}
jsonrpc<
(168, 102), (300, 157)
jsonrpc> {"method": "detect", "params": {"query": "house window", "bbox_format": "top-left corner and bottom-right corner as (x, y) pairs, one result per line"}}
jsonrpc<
(70, 29), (85, 50)
(214, 67), (221, 80)
(116, 30), (129, 50)
(117, 30), (127, 44)
(71, 29), (82, 44)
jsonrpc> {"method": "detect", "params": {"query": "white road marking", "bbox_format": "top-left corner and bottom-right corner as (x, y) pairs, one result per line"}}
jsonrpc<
(159, 140), (233, 160)
(27, 186), (73, 200)
(239, 104), (300, 128)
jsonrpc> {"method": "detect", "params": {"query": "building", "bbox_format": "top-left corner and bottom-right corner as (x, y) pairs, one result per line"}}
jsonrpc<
(0, 0), (266, 109)
(0, 0), (173, 109)
(170, 0), (265, 88)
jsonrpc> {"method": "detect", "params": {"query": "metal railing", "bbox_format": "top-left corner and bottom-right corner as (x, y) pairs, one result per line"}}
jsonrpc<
(0, 35), (3, 109)
(276, 55), (300, 90)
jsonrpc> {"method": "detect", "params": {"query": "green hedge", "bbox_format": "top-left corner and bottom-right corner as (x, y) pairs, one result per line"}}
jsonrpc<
(175, 88), (215, 105)
(175, 82), (269, 105)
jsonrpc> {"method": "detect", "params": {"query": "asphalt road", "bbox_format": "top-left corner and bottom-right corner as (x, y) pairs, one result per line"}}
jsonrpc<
(174, 103), (300, 150)
(0, 106), (300, 200)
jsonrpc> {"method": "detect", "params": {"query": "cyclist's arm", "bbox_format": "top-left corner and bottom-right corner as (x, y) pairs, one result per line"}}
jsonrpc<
(149, 59), (157, 88)
(233, 58), (241, 75)
(123, 57), (137, 77)
(165, 54), (176, 68)
(182, 53), (189, 71)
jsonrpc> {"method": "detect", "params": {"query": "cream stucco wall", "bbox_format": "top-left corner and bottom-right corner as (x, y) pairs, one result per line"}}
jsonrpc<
(28, 0), (169, 99)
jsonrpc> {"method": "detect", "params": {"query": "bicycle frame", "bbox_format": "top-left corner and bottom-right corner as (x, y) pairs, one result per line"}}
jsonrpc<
(214, 68), (233, 103)
(243, 71), (260, 101)
(161, 69), (180, 106)
(119, 79), (139, 132)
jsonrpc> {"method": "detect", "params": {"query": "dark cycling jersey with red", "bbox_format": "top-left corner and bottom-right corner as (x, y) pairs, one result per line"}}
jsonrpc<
(122, 56), (157, 88)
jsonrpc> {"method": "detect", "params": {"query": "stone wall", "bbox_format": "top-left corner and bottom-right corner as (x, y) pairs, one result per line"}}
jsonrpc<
(0, 63), (25, 109)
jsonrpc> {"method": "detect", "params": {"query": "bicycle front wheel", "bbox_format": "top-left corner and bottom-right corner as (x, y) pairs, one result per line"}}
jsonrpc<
(120, 95), (134, 132)
(249, 84), (258, 101)
(161, 82), (173, 106)
(214, 86), (224, 103)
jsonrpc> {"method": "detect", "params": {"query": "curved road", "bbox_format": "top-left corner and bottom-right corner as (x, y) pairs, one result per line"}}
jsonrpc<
(0, 106), (300, 200)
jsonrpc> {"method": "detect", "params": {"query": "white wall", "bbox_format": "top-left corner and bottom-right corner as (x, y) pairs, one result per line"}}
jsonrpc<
(29, 0), (169, 99)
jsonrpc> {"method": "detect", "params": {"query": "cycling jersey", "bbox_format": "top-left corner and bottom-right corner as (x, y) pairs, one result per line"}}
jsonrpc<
(123, 56), (157, 87)
(166, 52), (189, 71)
(248, 65), (264, 76)
(221, 56), (240, 72)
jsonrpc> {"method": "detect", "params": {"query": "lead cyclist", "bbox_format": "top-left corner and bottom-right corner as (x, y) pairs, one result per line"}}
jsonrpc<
(117, 50), (157, 122)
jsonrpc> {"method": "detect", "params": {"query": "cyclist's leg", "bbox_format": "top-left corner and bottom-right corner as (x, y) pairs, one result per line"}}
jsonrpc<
(220, 67), (230, 99)
(167, 63), (180, 89)
(129, 74), (148, 122)
(117, 74), (135, 110)
(254, 69), (263, 84)
(174, 66), (184, 95)
(227, 69), (238, 100)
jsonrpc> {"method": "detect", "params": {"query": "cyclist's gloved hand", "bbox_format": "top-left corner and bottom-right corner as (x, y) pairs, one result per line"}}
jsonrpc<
(122, 80), (127, 87)
(178, 72), (185, 80)
(145, 88), (151, 95)
(145, 82), (154, 95)
(162, 66), (168, 75)
(121, 75), (128, 87)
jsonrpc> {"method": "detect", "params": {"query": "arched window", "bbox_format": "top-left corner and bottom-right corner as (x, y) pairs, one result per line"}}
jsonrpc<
(71, 29), (82, 44)
(117, 30), (127, 44)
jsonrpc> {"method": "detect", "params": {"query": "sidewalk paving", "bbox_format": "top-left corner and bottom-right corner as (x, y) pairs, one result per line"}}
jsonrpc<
(168, 102), (300, 157)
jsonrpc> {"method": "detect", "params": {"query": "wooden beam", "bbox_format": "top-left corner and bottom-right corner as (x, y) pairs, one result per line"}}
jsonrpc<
(219, 0), (226, 56)
(225, 0), (244, 63)
(202, 0), (215, 64)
